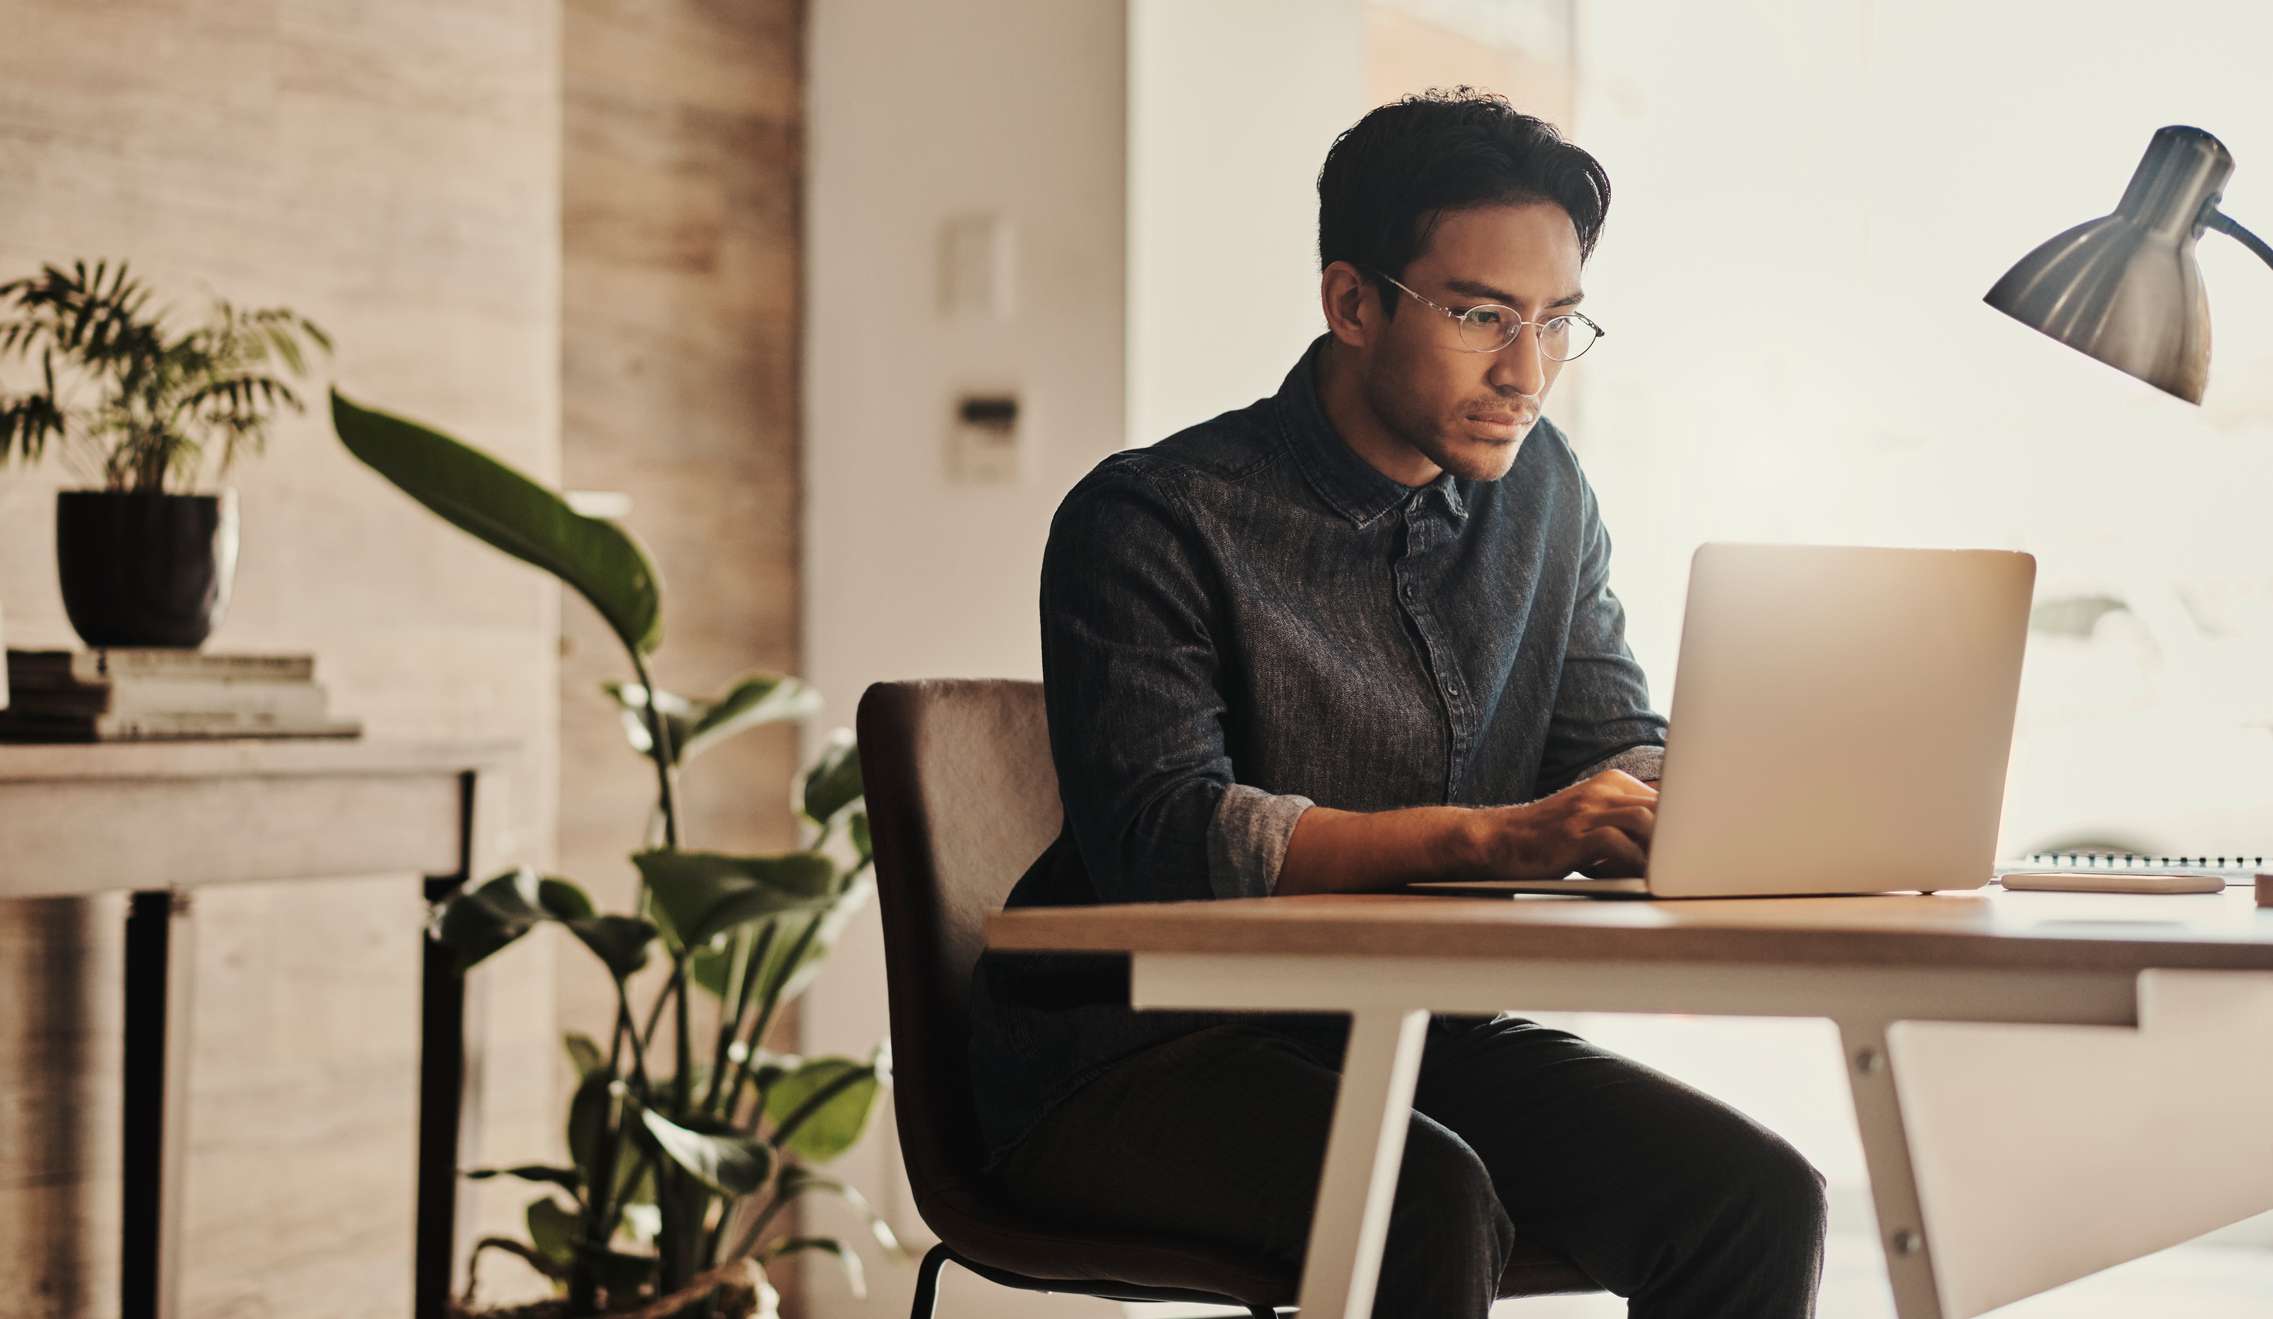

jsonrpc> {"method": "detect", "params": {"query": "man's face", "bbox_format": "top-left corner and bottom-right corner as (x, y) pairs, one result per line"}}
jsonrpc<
(1357, 200), (1585, 482)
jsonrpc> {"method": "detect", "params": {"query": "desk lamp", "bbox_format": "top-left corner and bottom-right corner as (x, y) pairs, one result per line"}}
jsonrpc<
(1983, 124), (2273, 906)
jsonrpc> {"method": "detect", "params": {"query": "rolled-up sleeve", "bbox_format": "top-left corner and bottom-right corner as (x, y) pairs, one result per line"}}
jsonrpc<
(1536, 470), (1669, 793)
(1040, 467), (1313, 903)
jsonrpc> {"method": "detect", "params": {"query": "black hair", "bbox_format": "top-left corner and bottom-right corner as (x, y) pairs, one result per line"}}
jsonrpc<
(1317, 88), (1611, 316)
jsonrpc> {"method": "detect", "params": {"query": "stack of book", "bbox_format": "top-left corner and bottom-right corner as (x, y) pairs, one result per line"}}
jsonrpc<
(0, 648), (363, 742)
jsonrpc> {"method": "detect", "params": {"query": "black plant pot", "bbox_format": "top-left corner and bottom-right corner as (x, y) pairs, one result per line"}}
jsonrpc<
(55, 489), (240, 649)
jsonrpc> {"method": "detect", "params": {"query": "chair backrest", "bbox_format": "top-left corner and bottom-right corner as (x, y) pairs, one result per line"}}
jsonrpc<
(856, 679), (1061, 1210)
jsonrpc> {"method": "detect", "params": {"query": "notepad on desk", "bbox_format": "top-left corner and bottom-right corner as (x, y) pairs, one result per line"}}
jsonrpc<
(1994, 851), (2267, 894)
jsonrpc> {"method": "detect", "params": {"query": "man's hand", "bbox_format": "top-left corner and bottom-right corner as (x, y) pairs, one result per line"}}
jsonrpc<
(1464, 769), (1659, 879)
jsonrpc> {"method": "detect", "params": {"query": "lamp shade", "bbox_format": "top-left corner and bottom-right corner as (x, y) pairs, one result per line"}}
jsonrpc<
(1984, 125), (2232, 403)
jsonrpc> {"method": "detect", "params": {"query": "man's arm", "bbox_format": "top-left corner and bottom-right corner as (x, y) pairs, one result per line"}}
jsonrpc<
(1276, 771), (1659, 896)
(1536, 471), (1669, 793)
(1039, 468), (1314, 904)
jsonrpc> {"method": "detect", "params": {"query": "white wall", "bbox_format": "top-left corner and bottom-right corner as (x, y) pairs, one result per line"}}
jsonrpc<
(1566, 0), (2273, 857)
(802, 2), (1129, 1314)
(1127, 0), (1365, 445)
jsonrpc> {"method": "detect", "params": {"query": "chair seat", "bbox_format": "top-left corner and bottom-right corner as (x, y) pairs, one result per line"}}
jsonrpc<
(925, 1182), (1600, 1307)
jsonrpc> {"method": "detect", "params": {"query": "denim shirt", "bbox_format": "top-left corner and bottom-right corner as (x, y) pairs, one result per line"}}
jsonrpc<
(966, 335), (1667, 1169)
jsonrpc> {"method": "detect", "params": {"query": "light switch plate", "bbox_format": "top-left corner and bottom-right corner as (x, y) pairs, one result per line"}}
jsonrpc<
(940, 213), (1012, 319)
(948, 393), (1023, 483)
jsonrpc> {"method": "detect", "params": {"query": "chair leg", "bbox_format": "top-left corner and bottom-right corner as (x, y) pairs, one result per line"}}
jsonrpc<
(909, 1242), (951, 1319)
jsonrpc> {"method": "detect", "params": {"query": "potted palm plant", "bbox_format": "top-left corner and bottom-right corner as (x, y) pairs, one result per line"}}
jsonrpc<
(330, 392), (897, 1318)
(0, 260), (330, 648)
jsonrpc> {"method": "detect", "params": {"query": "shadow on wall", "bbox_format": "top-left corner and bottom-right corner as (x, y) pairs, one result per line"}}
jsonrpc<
(2006, 579), (2273, 853)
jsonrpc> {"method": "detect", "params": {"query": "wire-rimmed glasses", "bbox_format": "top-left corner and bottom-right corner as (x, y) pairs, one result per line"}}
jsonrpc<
(1374, 271), (1605, 361)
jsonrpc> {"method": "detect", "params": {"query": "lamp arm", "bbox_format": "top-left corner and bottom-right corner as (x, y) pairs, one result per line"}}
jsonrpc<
(2207, 209), (2273, 272)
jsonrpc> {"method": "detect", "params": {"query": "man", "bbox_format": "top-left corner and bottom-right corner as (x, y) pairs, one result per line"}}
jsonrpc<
(968, 89), (1827, 1318)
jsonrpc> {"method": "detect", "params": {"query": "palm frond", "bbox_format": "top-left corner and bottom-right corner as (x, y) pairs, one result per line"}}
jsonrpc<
(0, 260), (326, 489)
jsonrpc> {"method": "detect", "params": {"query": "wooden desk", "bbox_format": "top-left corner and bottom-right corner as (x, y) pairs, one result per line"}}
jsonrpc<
(0, 739), (511, 1319)
(992, 888), (2273, 1319)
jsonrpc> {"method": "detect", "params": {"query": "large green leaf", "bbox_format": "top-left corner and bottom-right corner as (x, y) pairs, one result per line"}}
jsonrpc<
(603, 682), (702, 766)
(606, 671), (822, 768)
(566, 1071), (615, 1195)
(527, 1196), (581, 1271)
(633, 850), (838, 950)
(763, 1056), (882, 1164)
(432, 868), (582, 969)
(753, 876), (872, 1011)
(431, 869), (650, 982)
(565, 913), (658, 980)
(686, 936), (737, 1000)
(689, 875), (864, 1013)
(564, 1031), (606, 1078)
(801, 732), (863, 826)
(331, 390), (662, 656)
(636, 1104), (776, 1198)
(536, 878), (597, 920)
(688, 673), (822, 760)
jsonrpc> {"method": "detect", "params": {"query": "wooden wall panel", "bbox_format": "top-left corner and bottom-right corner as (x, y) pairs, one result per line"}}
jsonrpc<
(0, 0), (563, 1313)
(559, 0), (807, 1308)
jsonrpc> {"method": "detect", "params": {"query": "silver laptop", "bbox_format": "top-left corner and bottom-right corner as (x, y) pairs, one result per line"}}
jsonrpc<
(1409, 543), (2036, 900)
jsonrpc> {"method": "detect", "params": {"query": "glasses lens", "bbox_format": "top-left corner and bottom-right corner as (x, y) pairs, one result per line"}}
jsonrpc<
(1456, 305), (1519, 353)
(1545, 316), (1598, 361)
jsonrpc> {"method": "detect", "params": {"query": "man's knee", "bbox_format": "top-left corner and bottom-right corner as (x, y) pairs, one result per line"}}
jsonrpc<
(1729, 1132), (1831, 1246)
(1386, 1122), (1515, 1276)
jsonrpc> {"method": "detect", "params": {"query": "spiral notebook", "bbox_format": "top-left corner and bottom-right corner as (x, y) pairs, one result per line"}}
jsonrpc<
(1994, 851), (2268, 888)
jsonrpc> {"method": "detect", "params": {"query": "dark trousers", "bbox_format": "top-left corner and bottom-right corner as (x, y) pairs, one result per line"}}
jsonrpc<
(996, 1016), (1828, 1318)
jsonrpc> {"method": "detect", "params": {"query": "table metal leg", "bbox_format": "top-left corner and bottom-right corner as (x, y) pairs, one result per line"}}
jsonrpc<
(415, 770), (483, 1319)
(1839, 1020), (1943, 1319)
(1293, 1008), (1430, 1319)
(414, 874), (470, 1319)
(121, 889), (194, 1319)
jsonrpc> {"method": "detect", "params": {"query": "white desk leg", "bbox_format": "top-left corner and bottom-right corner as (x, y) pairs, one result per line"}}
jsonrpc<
(1839, 1020), (1942, 1319)
(1295, 1008), (1430, 1319)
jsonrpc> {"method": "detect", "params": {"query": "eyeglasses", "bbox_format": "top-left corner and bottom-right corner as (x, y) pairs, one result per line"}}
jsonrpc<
(1374, 271), (1605, 361)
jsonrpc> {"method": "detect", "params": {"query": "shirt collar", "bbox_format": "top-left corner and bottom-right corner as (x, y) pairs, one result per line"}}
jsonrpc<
(1277, 335), (1468, 529)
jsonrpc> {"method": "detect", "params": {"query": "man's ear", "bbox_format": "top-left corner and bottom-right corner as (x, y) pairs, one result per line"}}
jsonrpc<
(1320, 260), (1377, 348)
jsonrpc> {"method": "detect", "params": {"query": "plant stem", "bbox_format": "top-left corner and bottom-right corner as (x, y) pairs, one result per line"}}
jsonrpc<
(704, 922), (776, 1117)
(627, 651), (681, 850)
(673, 952), (694, 1116)
(640, 958), (678, 1048)
(722, 916), (821, 1122)
(613, 978), (651, 1096)
(729, 1183), (799, 1263)
(568, 1000), (632, 1313)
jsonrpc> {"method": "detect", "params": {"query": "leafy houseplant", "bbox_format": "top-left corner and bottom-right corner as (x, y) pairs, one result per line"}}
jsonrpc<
(330, 392), (896, 1318)
(0, 261), (330, 647)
